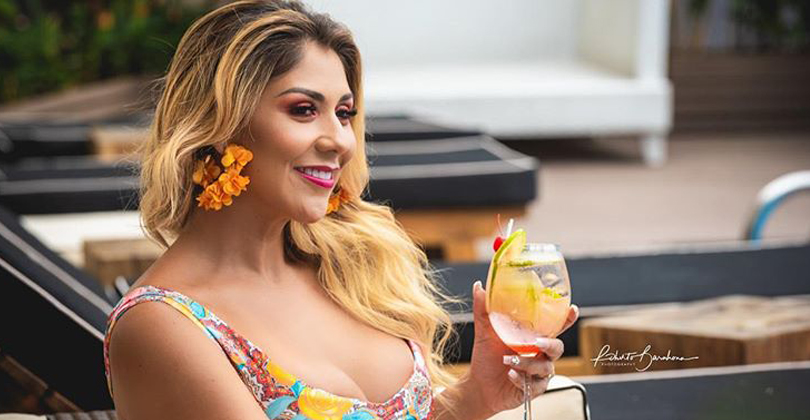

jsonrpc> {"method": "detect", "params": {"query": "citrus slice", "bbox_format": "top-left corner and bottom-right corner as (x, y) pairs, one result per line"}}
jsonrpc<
(505, 257), (561, 267)
(494, 229), (526, 266)
(486, 229), (526, 309)
(541, 287), (563, 299)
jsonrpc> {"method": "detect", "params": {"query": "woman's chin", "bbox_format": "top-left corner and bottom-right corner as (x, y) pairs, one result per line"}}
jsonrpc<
(295, 205), (328, 224)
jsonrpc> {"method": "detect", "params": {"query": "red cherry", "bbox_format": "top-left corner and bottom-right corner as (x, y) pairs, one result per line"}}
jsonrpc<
(493, 236), (504, 252)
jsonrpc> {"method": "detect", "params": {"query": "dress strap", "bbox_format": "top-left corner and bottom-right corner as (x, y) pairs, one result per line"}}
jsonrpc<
(408, 338), (430, 376)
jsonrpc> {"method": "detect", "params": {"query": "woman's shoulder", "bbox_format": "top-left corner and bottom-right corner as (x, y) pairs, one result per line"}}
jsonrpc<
(104, 263), (218, 383)
(104, 276), (212, 384)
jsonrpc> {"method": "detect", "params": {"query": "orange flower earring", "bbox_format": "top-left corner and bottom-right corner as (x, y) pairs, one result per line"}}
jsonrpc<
(192, 144), (254, 211)
(326, 187), (351, 215)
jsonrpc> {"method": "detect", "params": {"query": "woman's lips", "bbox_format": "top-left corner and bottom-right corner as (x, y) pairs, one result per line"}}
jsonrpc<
(295, 168), (335, 189)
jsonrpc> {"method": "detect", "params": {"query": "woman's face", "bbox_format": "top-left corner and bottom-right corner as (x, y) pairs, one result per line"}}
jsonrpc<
(240, 41), (357, 224)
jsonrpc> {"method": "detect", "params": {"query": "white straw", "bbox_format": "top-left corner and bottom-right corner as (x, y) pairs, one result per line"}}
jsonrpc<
(505, 218), (514, 237)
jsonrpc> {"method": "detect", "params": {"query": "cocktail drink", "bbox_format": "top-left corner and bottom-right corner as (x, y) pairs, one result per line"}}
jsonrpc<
(486, 219), (571, 419)
(487, 242), (571, 355)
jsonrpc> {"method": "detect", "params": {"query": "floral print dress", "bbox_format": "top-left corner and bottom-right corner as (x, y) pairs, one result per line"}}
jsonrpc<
(103, 285), (435, 419)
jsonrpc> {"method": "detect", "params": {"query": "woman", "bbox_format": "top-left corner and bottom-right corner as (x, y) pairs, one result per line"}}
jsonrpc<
(103, 1), (579, 419)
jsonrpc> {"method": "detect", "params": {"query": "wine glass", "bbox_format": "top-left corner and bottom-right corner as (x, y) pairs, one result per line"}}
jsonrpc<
(485, 221), (572, 420)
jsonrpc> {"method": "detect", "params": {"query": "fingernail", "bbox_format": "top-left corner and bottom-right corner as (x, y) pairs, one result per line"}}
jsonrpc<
(473, 280), (482, 291)
(536, 338), (551, 350)
(508, 369), (521, 384)
(503, 355), (518, 366)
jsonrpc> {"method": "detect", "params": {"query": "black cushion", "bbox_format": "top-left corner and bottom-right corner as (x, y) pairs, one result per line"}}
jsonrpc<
(0, 204), (115, 409)
(364, 133), (538, 209)
(0, 113), (152, 163)
(582, 363), (810, 420)
(366, 114), (482, 141)
(0, 156), (140, 214)
(0, 123), (92, 162)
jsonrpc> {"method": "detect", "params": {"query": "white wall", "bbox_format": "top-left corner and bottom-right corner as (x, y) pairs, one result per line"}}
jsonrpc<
(304, 0), (581, 68)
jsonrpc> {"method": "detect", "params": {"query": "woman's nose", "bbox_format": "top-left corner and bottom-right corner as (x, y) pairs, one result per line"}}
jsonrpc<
(317, 115), (354, 155)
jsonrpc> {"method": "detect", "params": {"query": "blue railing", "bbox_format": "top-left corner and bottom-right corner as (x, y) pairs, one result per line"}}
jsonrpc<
(745, 171), (810, 241)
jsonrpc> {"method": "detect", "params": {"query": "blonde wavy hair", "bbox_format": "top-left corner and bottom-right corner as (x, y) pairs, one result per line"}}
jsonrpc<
(136, 0), (466, 413)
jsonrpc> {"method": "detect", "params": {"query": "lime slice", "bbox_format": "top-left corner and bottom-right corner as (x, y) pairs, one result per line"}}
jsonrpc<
(504, 259), (535, 268)
(527, 283), (539, 303)
(486, 229), (526, 309)
(541, 287), (563, 299)
(494, 229), (526, 266)
(506, 255), (563, 267)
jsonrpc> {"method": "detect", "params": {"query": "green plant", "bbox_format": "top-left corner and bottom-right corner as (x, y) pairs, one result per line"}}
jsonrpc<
(0, 0), (214, 104)
(732, 0), (810, 51)
(687, 0), (810, 51)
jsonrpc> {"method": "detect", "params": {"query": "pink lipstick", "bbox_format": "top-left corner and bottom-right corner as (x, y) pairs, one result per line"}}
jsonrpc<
(294, 167), (335, 189)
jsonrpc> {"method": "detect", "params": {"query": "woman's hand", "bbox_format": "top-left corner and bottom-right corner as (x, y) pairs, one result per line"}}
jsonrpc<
(457, 280), (579, 418)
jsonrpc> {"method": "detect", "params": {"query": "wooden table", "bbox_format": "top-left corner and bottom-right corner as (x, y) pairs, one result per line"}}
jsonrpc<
(579, 294), (810, 374)
(90, 125), (146, 161)
(395, 206), (525, 261)
(83, 237), (164, 288)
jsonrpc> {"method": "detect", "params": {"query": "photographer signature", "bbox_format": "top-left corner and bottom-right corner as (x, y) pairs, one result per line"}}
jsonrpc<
(590, 344), (699, 371)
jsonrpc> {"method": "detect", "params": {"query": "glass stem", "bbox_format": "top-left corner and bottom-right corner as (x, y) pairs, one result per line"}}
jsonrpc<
(523, 371), (532, 420)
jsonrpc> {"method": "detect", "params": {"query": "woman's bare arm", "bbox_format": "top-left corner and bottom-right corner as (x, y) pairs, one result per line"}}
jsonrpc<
(108, 302), (269, 420)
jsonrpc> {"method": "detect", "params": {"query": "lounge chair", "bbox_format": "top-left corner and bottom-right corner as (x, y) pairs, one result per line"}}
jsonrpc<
(0, 205), (115, 410)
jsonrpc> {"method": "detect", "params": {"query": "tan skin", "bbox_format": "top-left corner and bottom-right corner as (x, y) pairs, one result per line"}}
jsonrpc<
(108, 41), (579, 420)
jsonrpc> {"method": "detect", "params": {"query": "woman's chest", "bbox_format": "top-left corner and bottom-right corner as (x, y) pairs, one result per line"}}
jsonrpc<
(202, 282), (418, 405)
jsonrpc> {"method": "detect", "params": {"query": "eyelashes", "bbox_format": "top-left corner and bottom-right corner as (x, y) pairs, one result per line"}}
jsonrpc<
(291, 105), (358, 121)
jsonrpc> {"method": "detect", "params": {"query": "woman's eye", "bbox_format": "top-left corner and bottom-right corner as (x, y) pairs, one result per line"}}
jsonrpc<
(290, 105), (357, 122)
(291, 105), (317, 117)
(338, 108), (358, 121)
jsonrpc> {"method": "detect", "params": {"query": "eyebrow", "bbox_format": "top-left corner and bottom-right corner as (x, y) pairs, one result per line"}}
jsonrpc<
(276, 87), (353, 103)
